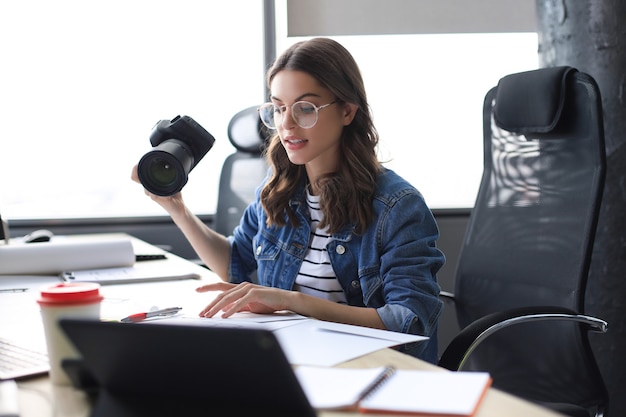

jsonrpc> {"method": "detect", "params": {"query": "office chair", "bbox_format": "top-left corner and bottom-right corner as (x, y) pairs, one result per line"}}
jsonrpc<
(213, 106), (271, 237)
(438, 67), (608, 417)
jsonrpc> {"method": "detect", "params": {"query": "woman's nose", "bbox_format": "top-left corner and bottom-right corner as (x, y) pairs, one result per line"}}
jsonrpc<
(280, 106), (297, 129)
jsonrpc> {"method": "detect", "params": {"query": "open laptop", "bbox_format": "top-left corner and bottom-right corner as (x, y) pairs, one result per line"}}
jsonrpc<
(60, 318), (317, 417)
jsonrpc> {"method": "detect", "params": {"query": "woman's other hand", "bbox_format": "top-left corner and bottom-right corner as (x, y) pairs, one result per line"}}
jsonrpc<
(196, 282), (295, 318)
(130, 164), (185, 215)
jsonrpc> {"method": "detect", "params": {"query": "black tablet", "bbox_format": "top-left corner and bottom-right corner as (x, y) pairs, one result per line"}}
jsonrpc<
(60, 318), (316, 417)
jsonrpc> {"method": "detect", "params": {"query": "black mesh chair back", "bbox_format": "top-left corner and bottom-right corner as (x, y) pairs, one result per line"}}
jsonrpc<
(442, 67), (608, 417)
(213, 106), (271, 236)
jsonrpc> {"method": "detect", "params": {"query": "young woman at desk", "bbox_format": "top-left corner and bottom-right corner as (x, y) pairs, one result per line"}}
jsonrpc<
(131, 37), (445, 363)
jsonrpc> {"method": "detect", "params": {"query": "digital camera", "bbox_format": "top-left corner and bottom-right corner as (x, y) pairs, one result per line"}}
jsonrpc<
(137, 115), (215, 196)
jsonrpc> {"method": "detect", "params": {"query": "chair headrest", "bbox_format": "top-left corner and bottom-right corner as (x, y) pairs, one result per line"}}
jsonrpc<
(493, 66), (577, 134)
(227, 106), (272, 154)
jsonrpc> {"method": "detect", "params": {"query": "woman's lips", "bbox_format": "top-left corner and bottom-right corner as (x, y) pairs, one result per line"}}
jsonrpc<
(283, 135), (308, 150)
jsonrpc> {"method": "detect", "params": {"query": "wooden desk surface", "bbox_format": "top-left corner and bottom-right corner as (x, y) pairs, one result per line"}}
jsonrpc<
(6, 234), (564, 417)
(14, 348), (564, 417)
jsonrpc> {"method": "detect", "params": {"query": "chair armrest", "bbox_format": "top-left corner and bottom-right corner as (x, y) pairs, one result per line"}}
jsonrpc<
(439, 290), (455, 303)
(438, 306), (607, 371)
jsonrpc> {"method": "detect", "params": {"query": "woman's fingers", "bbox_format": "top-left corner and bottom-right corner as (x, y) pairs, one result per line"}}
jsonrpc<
(197, 282), (248, 317)
(195, 282), (237, 293)
(197, 282), (286, 318)
(130, 165), (140, 183)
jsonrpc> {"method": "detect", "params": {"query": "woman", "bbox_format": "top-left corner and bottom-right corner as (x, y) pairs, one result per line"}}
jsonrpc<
(132, 37), (444, 362)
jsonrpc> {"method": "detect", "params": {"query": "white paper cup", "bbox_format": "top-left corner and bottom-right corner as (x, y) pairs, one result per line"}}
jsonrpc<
(37, 282), (103, 385)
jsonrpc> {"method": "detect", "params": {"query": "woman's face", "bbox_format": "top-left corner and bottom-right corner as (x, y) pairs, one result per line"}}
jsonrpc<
(269, 70), (356, 177)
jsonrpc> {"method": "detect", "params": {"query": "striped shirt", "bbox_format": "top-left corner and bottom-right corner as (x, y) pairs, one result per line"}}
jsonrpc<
(293, 191), (347, 304)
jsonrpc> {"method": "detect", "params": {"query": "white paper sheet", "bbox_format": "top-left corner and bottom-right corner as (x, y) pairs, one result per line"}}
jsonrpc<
(274, 319), (428, 366)
(157, 313), (428, 367)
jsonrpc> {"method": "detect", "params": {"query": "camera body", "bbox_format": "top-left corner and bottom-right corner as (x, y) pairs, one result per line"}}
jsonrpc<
(138, 115), (215, 196)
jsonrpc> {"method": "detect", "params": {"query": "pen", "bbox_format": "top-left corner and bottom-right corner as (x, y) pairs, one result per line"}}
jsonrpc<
(120, 306), (182, 323)
(135, 254), (167, 262)
(0, 288), (28, 293)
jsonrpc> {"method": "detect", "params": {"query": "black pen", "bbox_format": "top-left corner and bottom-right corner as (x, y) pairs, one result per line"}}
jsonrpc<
(0, 288), (28, 293)
(120, 307), (182, 323)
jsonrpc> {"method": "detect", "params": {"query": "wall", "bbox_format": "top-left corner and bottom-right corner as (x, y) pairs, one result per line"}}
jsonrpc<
(286, 0), (536, 35)
(536, 1), (626, 415)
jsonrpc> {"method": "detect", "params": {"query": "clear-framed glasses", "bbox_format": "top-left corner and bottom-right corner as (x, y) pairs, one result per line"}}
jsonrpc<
(258, 100), (337, 129)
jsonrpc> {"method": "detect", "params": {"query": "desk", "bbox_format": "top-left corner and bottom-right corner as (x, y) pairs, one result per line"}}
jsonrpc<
(14, 349), (564, 417)
(2, 234), (564, 417)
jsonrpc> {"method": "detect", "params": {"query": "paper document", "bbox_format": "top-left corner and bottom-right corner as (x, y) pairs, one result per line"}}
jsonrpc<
(312, 320), (427, 344)
(156, 311), (310, 331)
(295, 365), (492, 416)
(154, 313), (428, 366)
(274, 319), (428, 366)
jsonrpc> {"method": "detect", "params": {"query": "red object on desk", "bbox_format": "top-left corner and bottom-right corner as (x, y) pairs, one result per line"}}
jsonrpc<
(120, 307), (182, 323)
(121, 312), (149, 323)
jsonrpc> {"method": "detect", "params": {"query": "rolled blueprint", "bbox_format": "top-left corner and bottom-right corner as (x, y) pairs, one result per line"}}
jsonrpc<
(0, 238), (135, 275)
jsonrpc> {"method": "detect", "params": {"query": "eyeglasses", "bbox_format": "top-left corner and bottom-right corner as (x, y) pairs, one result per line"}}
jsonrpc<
(258, 100), (337, 129)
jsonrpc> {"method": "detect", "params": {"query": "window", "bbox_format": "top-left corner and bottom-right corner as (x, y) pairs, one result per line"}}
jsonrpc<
(0, 0), (264, 219)
(1, 1), (539, 221)
(276, 0), (539, 208)
(274, 33), (539, 208)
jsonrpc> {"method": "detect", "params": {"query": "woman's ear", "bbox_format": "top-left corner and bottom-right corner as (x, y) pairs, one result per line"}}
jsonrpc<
(341, 102), (359, 126)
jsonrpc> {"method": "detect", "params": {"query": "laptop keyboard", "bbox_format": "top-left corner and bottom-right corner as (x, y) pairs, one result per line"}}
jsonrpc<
(0, 337), (49, 380)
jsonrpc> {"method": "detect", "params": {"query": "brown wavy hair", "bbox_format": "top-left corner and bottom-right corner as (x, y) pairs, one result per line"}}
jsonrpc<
(260, 37), (382, 235)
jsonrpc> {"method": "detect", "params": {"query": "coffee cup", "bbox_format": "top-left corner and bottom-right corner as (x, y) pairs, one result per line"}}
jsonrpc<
(37, 282), (103, 385)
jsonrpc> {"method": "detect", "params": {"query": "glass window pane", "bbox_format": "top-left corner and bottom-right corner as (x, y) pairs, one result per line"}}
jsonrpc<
(0, 0), (264, 220)
(277, 33), (538, 208)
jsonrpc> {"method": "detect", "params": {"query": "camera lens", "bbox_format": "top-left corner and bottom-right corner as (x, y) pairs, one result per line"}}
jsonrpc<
(145, 157), (178, 187)
(137, 140), (193, 196)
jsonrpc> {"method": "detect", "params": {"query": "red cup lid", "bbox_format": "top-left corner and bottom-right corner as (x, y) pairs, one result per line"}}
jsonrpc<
(37, 282), (103, 306)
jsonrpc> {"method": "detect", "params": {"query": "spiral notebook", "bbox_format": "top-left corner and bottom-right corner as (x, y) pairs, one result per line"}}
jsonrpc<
(294, 365), (492, 416)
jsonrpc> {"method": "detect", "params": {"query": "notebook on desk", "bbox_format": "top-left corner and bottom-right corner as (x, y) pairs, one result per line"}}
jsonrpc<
(60, 253), (202, 285)
(59, 318), (317, 417)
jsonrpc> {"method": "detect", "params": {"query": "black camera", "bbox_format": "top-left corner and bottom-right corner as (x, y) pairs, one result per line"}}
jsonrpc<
(137, 115), (215, 196)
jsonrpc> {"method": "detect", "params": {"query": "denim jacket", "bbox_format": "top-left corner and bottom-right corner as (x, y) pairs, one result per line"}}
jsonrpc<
(227, 168), (445, 363)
